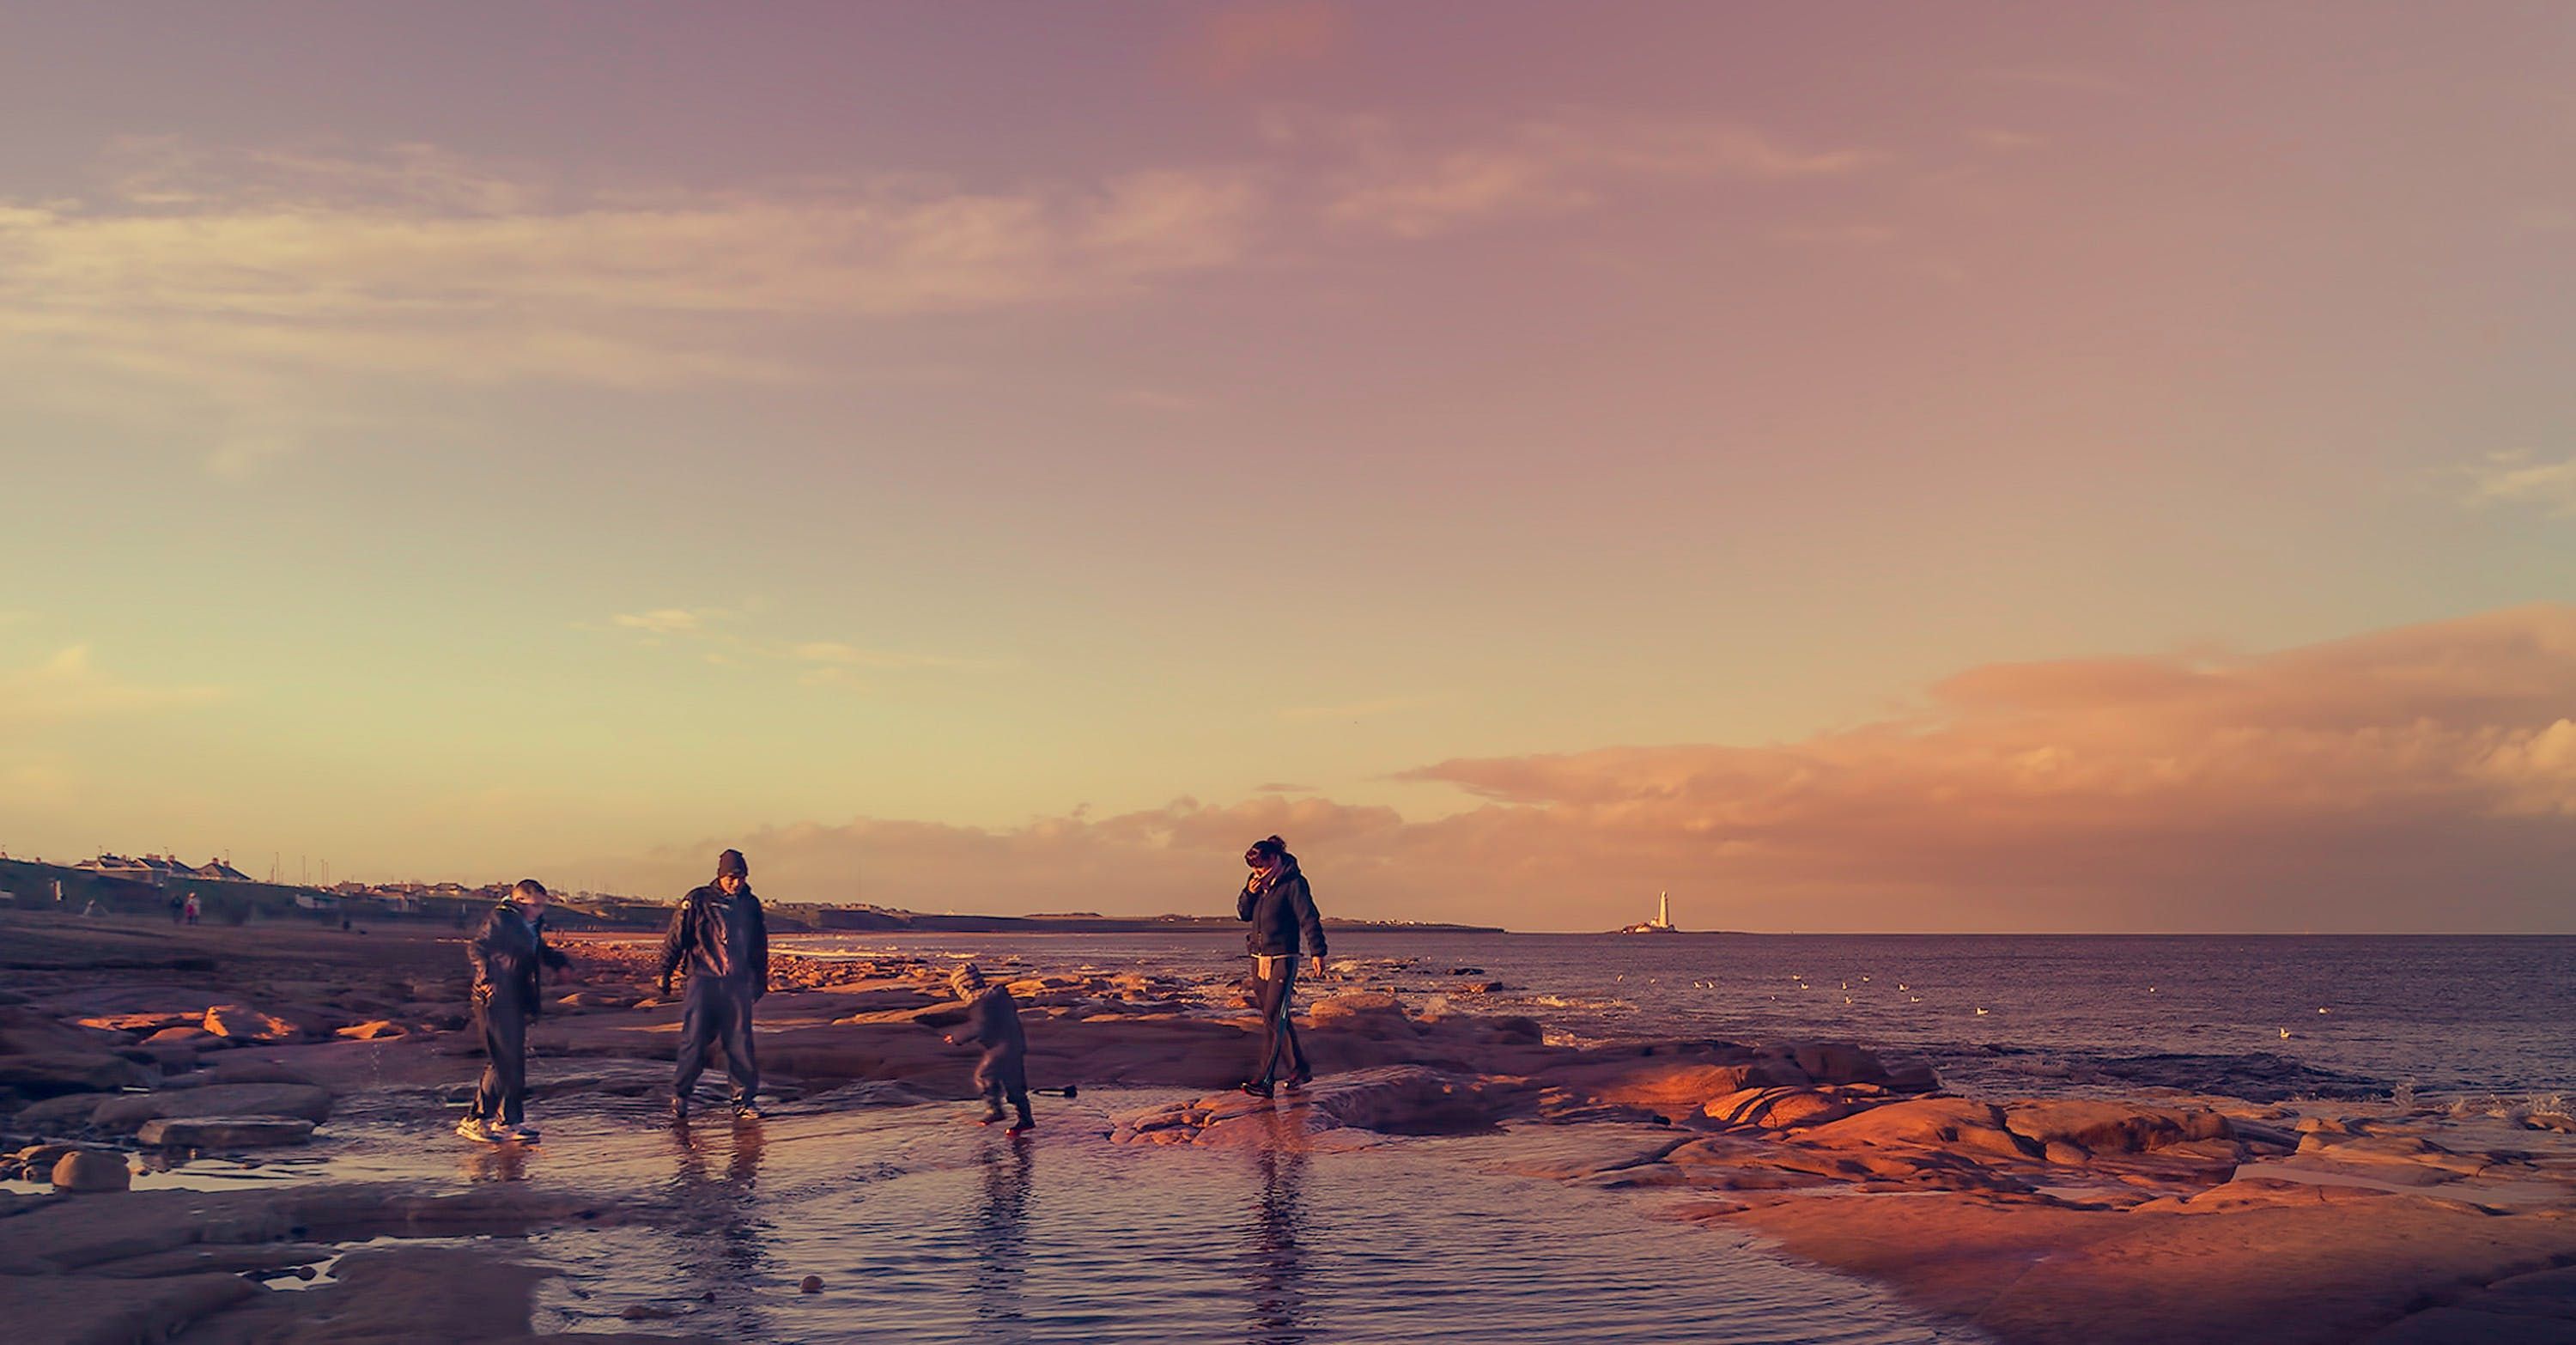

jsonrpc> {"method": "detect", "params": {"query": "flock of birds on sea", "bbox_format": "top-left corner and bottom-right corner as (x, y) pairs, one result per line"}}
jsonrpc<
(1600, 970), (2338, 1041)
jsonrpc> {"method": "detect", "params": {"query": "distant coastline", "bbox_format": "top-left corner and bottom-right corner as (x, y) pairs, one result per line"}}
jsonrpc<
(0, 857), (1499, 935)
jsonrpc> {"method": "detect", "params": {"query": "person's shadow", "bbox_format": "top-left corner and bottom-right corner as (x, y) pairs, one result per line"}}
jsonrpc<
(663, 1118), (772, 1335)
(1244, 1116), (1310, 1345)
(970, 1137), (1035, 1334)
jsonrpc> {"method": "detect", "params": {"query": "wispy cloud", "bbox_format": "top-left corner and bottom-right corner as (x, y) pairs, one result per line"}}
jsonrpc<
(0, 644), (223, 725)
(1277, 696), (1421, 721)
(1291, 111), (1879, 240)
(1, 140), (1265, 470)
(611, 607), (727, 636)
(2462, 451), (2576, 517)
(7, 119), (1869, 470)
(590, 606), (983, 687)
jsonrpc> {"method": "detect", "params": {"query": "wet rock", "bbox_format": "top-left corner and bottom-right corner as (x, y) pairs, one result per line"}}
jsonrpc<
(18, 1141), (81, 1169)
(51, 1149), (131, 1192)
(799, 1274), (823, 1293)
(137, 1116), (316, 1148)
(13, 1092), (108, 1131)
(91, 1082), (332, 1131)
(1307, 1065), (1509, 1135)
(201, 1060), (319, 1087)
(202, 1003), (303, 1042)
(0, 1050), (153, 1098)
(335, 1019), (408, 1040)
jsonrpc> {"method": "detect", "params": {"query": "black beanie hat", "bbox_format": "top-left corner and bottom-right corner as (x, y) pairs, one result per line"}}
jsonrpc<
(716, 849), (749, 879)
(1246, 835), (1287, 861)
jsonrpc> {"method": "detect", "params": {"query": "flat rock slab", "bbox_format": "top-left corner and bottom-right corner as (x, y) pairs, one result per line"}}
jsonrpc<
(137, 1116), (316, 1148)
(91, 1083), (332, 1131)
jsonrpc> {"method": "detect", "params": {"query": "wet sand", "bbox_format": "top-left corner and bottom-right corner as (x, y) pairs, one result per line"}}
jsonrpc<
(5, 910), (2573, 1342)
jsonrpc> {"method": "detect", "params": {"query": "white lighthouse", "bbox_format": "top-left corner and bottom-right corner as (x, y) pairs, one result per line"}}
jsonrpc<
(1618, 891), (1680, 934)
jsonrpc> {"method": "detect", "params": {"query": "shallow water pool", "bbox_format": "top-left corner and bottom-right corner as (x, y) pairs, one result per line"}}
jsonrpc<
(248, 1089), (1982, 1343)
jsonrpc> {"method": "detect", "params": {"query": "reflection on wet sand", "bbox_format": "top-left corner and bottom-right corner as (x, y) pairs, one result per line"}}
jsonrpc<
(665, 1117), (773, 1336)
(459, 1141), (530, 1184)
(1246, 1112), (1309, 1345)
(972, 1137), (1035, 1333)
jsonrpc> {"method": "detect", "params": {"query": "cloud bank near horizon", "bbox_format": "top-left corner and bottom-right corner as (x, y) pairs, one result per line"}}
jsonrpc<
(610, 605), (2576, 933)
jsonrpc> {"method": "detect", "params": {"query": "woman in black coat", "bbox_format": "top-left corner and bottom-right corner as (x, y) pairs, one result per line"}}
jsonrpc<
(1236, 836), (1327, 1097)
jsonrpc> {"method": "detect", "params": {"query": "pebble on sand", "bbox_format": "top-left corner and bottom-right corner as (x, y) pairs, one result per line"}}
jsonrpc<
(799, 1275), (823, 1293)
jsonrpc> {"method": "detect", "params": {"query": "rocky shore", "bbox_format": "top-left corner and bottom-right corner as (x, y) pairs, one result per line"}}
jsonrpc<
(4, 910), (2573, 1343)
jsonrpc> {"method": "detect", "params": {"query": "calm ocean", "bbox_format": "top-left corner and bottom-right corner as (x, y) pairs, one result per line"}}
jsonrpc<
(784, 929), (2576, 1102)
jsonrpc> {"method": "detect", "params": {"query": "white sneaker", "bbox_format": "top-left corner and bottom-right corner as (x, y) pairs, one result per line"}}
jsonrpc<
(456, 1116), (495, 1142)
(497, 1122), (541, 1143)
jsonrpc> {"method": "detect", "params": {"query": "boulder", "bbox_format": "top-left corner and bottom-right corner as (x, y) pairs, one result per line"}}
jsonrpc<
(143, 1026), (219, 1047)
(1304, 992), (1419, 1038)
(1791, 1043), (1891, 1086)
(1306, 1066), (1506, 1135)
(1800, 1097), (2041, 1162)
(0, 1051), (153, 1098)
(202, 1005), (303, 1042)
(90, 1083), (332, 1131)
(2002, 1100), (2232, 1155)
(1541, 1060), (1783, 1118)
(137, 1117), (316, 1148)
(1704, 1086), (1860, 1130)
(51, 1149), (132, 1192)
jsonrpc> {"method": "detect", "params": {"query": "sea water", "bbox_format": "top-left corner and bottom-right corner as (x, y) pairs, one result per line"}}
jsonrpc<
(783, 930), (2576, 1101)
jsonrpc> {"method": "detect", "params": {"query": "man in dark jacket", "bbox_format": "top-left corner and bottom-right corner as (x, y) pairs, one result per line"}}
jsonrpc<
(1236, 835), (1327, 1098)
(659, 848), (769, 1122)
(459, 879), (569, 1142)
(943, 964), (1033, 1133)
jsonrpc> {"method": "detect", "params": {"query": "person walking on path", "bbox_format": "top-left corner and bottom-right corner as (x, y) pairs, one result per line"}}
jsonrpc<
(944, 963), (1035, 1134)
(459, 879), (569, 1142)
(183, 892), (200, 925)
(1236, 835), (1327, 1098)
(659, 848), (770, 1122)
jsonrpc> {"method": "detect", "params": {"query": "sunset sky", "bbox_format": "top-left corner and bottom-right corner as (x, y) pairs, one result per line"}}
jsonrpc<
(6, 3), (2572, 931)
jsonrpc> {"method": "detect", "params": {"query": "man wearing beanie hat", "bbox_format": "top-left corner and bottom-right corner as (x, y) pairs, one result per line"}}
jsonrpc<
(658, 848), (770, 1121)
(942, 963), (1034, 1134)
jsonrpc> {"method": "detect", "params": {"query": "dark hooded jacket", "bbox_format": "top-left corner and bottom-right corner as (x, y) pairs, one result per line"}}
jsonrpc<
(1236, 860), (1327, 959)
(951, 983), (1027, 1056)
(659, 885), (769, 996)
(469, 900), (569, 1007)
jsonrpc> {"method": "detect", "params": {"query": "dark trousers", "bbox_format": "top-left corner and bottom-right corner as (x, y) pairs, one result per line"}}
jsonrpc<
(1252, 956), (1306, 1086)
(471, 991), (530, 1125)
(975, 1050), (1032, 1124)
(673, 977), (760, 1105)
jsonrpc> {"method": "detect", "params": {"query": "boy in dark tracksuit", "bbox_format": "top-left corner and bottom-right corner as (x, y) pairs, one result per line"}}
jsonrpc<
(659, 848), (770, 1122)
(944, 964), (1033, 1134)
(460, 879), (569, 1142)
(1236, 835), (1327, 1098)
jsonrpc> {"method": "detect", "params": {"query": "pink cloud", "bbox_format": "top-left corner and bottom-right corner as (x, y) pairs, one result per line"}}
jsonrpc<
(613, 606), (2576, 932)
